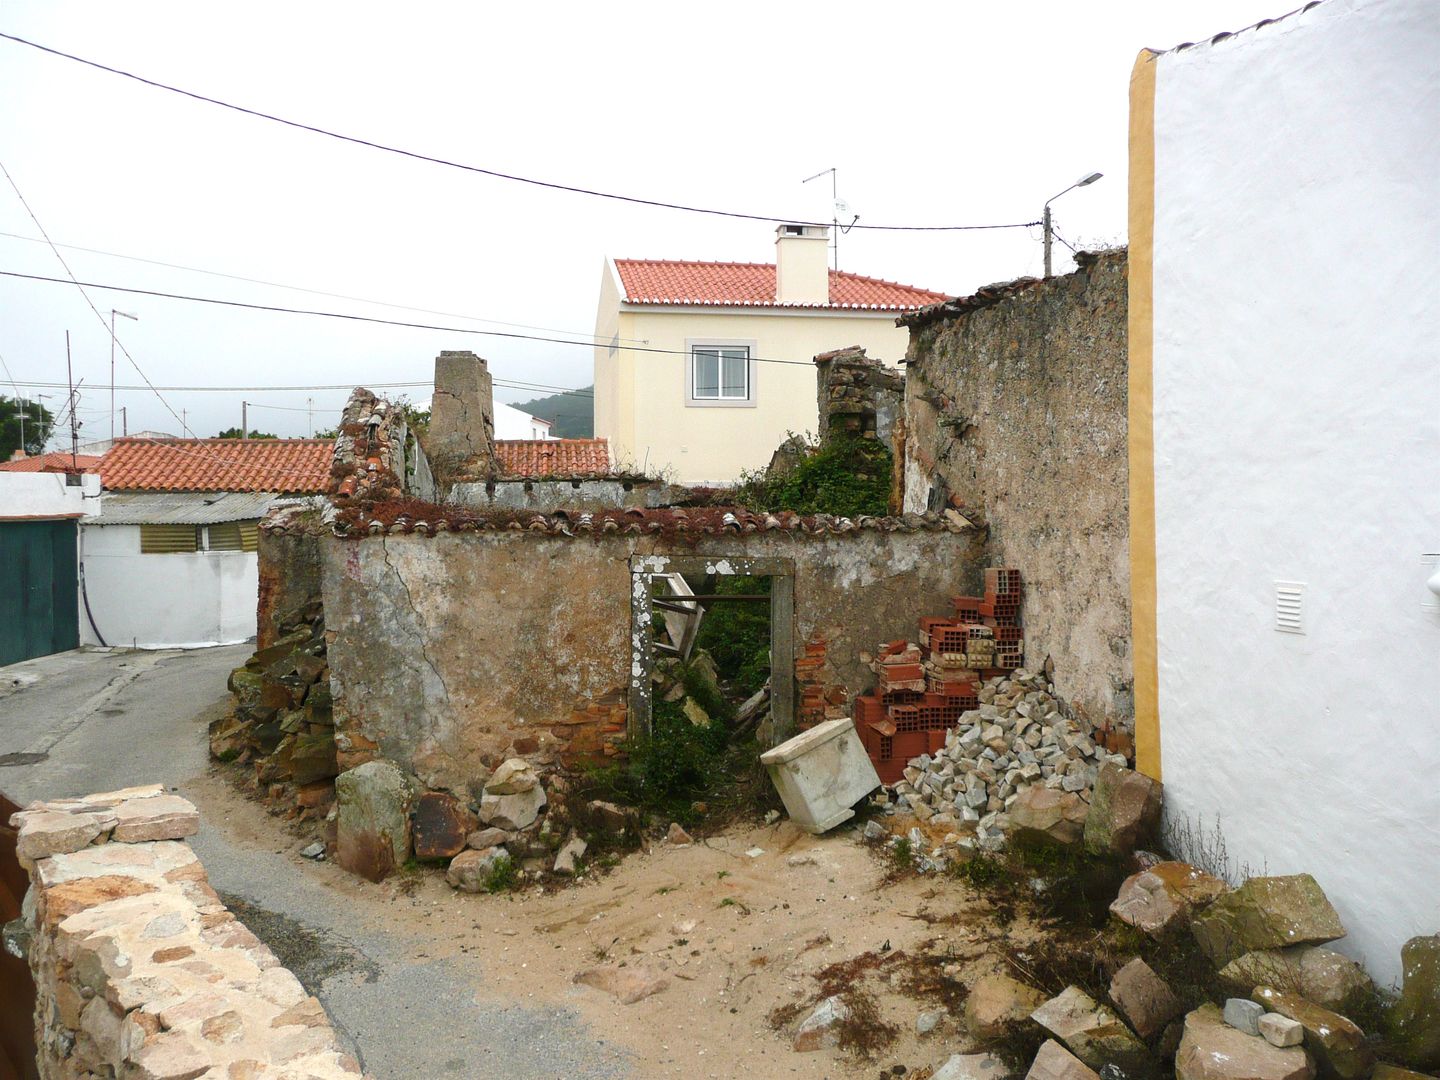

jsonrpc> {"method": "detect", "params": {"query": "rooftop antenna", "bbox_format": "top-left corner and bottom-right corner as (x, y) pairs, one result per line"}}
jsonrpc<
(65, 331), (80, 470)
(801, 167), (859, 270)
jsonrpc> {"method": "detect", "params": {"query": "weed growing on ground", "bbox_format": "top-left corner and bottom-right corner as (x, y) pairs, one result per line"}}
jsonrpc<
(481, 855), (518, 894)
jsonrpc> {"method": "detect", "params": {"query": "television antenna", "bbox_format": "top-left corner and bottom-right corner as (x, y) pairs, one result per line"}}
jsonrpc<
(801, 167), (859, 269)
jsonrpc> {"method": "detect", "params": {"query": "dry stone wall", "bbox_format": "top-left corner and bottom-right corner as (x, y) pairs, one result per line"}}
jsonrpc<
(10, 785), (364, 1080)
(900, 251), (1131, 735)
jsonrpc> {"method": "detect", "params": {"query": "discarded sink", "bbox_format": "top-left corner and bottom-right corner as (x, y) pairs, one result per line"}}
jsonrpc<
(760, 717), (881, 834)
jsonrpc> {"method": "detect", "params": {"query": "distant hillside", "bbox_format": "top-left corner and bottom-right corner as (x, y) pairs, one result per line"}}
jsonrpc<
(513, 386), (594, 438)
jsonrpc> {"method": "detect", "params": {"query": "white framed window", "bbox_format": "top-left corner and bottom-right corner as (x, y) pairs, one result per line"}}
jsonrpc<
(685, 339), (757, 408)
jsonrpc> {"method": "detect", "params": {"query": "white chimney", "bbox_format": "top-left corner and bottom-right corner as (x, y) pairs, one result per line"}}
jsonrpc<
(774, 224), (831, 304)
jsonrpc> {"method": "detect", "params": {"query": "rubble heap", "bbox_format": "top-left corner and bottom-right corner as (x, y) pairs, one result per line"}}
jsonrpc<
(884, 669), (1127, 852)
(209, 599), (337, 820)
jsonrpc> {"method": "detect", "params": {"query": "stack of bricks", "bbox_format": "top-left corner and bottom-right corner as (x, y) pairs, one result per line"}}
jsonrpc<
(551, 690), (628, 766)
(853, 568), (1026, 783)
(795, 634), (849, 731)
(10, 786), (365, 1079)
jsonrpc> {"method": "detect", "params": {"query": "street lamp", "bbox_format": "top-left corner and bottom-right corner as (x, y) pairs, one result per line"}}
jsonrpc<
(1043, 172), (1103, 278)
(109, 309), (138, 441)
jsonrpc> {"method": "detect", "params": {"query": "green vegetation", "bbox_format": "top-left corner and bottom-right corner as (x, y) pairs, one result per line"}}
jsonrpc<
(732, 436), (892, 517)
(513, 386), (594, 438)
(690, 576), (770, 697)
(481, 853), (519, 893)
(0, 394), (54, 459)
(216, 427), (279, 439)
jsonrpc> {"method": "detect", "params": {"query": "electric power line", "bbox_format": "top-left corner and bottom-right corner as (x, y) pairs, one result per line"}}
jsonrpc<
(6, 377), (594, 397)
(0, 31), (1040, 235)
(0, 268), (822, 368)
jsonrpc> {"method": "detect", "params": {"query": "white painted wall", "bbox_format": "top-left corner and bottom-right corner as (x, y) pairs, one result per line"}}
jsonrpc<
(493, 401), (554, 440)
(79, 524), (259, 649)
(0, 472), (101, 519)
(1149, 0), (1440, 986)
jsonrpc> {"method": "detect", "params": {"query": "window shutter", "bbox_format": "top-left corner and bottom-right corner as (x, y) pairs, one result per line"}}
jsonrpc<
(140, 524), (199, 554)
(207, 521), (244, 551)
(239, 521), (259, 552)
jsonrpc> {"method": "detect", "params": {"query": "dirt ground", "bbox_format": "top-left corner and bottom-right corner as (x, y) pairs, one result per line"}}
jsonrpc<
(187, 769), (1037, 1079)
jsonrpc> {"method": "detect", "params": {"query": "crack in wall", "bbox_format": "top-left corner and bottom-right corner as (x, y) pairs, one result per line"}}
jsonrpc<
(378, 537), (455, 714)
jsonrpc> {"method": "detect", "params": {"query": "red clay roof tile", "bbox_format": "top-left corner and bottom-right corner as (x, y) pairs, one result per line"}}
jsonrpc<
(613, 260), (947, 310)
(100, 438), (331, 493)
(0, 452), (103, 474)
(494, 439), (610, 477)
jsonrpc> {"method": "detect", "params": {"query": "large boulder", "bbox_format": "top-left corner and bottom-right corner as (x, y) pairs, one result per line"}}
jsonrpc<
(1111, 861), (1230, 936)
(1218, 947), (1374, 1012)
(1176, 1004), (1314, 1080)
(1109, 957), (1183, 1040)
(1191, 875), (1345, 967)
(1030, 986), (1147, 1069)
(413, 791), (477, 861)
(1083, 763), (1162, 854)
(1251, 987), (1373, 1080)
(1390, 934), (1440, 1070)
(965, 972), (1049, 1038)
(335, 760), (416, 882)
(1010, 787), (1089, 845)
(1026, 1040), (1101, 1080)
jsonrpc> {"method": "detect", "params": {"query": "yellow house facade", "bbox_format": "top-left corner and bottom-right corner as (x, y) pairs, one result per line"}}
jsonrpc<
(593, 226), (946, 484)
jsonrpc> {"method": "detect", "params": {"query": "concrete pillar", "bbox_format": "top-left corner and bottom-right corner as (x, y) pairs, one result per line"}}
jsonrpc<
(428, 350), (496, 479)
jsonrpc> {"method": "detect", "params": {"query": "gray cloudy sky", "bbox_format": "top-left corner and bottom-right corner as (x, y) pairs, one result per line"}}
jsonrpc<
(1, 0), (1282, 445)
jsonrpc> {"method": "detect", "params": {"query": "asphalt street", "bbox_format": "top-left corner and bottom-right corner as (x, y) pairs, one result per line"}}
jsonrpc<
(0, 646), (628, 1080)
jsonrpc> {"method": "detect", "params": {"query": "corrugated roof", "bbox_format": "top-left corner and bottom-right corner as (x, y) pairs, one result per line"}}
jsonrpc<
(614, 260), (948, 311)
(101, 438), (331, 494)
(94, 491), (289, 525)
(494, 439), (611, 477)
(0, 452), (103, 474)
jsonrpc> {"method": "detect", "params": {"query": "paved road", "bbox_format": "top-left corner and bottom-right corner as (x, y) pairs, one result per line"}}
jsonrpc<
(0, 646), (628, 1080)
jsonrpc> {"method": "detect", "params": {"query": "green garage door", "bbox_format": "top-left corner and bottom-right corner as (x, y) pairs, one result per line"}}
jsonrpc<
(0, 520), (79, 668)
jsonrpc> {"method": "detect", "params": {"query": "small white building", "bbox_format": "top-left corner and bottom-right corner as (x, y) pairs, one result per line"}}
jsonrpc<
(81, 438), (331, 649)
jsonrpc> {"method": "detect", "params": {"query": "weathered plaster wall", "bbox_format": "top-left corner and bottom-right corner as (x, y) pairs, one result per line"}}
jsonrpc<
(449, 478), (688, 513)
(257, 514), (325, 649)
(322, 525), (983, 795)
(902, 252), (1130, 732)
(1143, 0), (1440, 986)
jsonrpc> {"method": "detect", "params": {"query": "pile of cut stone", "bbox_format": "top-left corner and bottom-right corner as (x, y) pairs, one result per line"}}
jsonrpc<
(880, 668), (1127, 855)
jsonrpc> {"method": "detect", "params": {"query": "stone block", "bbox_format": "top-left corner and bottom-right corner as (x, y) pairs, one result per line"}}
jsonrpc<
(1176, 1004), (1314, 1080)
(965, 971), (1048, 1038)
(1009, 785), (1089, 845)
(477, 785), (545, 831)
(412, 792), (476, 861)
(445, 847), (509, 893)
(14, 808), (113, 862)
(933, 1052), (1009, 1080)
(552, 834), (587, 876)
(1259, 1014), (1305, 1048)
(1026, 1040), (1101, 1080)
(1111, 861), (1230, 936)
(1030, 985), (1147, 1069)
(1219, 947), (1374, 1012)
(1252, 987), (1374, 1080)
(287, 731), (339, 787)
(1224, 998), (1265, 1036)
(334, 760), (416, 882)
(1390, 934), (1440, 1070)
(484, 758), (538, 795)
(111, 795), (200, 844)
(1083, 763), (1162, 854)
(1191, 875), (1346, 968)
(573, 963), (670, 1007)
(760, 717), (881, 834)
(1109, 957), (1183, 1039)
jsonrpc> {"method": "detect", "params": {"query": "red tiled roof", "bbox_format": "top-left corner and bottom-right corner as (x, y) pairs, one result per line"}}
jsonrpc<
(494, 439), (610, 477)
(0, 452), (102, 474)
(614, 260), (948, 310)
(100, 438), (332, 494)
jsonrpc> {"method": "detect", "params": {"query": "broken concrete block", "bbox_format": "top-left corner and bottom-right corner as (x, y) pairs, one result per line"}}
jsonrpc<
(1176, 1004), (1314, 1080)
(933, 1052), (1009, 1080)
(1252, 987), (1374, 1080)
(1259, 1014), (1305, 1048)
(1009, 785), (1089, 845)
(1225, 998), (1265, 1036)
(445, 847), (509, 893)
(1111, 861), (1231, 936)
(1109, 957), (1183, 1040)
(791, 995), (848, 1052)
(477, 785), (545, 831)
(760, 717), (881, 834)
(1083, 762), (1162, 854)
(334, 760), (416, 883)
(1191, 875), (1346, 968)
(1030, 985), (1146, 1069)
(573, 963), (669, 1006)
(1219, 947), (1374, 1012)
(965, 971), (1048, 1038)
(1026, 1040), (1101, 1080)
(483, 758), (538, 795)
(412, 792), (476, 861)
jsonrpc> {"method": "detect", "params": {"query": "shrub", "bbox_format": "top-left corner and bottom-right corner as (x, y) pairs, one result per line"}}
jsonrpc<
(733, 436), (892, 518)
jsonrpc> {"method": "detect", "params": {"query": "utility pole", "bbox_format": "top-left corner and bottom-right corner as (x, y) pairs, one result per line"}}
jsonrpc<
(242, 401), (248, 439)
(1042, 204), (1053, 279)
(307, 397), (313, 438)
(108, 309), (138, 440)
(120, 406), (127, 436)
(65, 331), (80, 468)
(1042, 172), (1103, 278)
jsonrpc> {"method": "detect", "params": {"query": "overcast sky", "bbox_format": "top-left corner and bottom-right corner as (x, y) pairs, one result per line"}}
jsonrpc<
(1, 0), (1286, 445)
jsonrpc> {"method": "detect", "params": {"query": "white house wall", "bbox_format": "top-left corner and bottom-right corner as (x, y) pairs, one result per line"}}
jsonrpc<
(80, 525), (259, 649)
(1145, 0), (1440, 985)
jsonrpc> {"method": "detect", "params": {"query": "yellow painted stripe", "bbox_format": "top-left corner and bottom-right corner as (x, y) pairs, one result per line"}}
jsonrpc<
(1128, 49), (1162, 781)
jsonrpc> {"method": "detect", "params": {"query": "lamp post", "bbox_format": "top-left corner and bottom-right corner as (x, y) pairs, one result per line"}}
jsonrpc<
(109, 309), (138, 441)
(1043, 172), (1103, 278)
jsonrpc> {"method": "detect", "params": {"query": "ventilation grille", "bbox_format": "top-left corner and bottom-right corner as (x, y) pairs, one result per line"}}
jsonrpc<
(1275, 581), (1306, 634)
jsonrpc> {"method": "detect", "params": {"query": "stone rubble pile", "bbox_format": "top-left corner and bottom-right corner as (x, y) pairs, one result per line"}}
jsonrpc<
(211, 598), (338, 821)
(879, 669), (1127, 858)
(9, 786), (364, 1079)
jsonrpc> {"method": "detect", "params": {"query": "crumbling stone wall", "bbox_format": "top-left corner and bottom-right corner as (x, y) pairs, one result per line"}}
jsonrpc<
(426, 350), (496, 484)
(814, 345), (904, 445)
(10, 786), (363, 1079)
(901, 250), (1131, 736)
(256, 507), (325, 650)
(320, 522), (984, 796)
